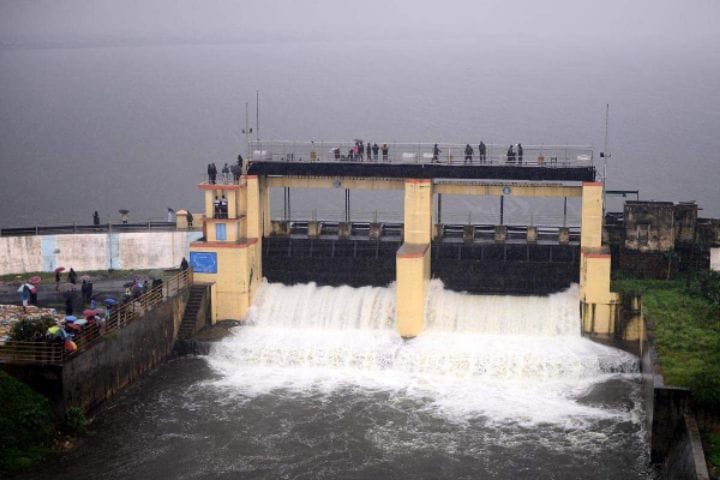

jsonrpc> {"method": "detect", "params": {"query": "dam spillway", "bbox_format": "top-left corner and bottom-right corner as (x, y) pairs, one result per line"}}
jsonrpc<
(201, 281), (651, 478)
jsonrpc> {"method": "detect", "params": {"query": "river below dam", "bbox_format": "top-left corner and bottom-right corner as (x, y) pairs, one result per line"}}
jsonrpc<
(29, 282), (654, 479)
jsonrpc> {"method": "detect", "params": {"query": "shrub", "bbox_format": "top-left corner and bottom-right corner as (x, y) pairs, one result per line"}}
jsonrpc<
(62, 407), (88, 436)
(10, 316), (56, 342)
(689, 365), (720, 409)
(0, 372), (55, 475)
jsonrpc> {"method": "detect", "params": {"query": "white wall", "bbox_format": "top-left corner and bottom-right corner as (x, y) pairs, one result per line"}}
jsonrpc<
(711, 247), (720, 272)
(0, 231), (202, 275)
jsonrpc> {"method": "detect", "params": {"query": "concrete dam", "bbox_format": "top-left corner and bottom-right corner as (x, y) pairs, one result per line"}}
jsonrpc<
(189, 141), (617, 339)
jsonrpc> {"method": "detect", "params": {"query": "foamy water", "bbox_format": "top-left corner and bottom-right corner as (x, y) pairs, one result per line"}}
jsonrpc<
(207, 281), (640, 427)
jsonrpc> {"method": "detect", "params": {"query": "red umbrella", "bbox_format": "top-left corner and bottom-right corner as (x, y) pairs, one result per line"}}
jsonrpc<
(29, 276), (42, 285)
(66, 323), (81, 332)
(55, 266), (66, 273)
(82, 309), (96, 317)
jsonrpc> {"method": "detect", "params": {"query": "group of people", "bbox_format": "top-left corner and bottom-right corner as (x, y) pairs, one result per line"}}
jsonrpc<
(213, 195), (229, 218)
(333, 141), (390, 162)
(207, 155), (244, 184)
(460, 142), (523, 164)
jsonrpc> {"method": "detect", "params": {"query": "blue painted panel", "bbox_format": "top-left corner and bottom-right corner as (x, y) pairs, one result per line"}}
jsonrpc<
(215, 223), (227, 241)
(190, 252), (218, 274)
(41, 235), (58, 271)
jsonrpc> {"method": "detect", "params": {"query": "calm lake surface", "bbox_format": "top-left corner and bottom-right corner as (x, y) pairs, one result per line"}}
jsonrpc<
(1, 37), (719, 227)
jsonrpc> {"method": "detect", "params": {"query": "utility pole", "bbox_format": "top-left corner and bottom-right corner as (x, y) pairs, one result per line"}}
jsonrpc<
(602, 103), (611, 211)
(241, 101), (253, 174)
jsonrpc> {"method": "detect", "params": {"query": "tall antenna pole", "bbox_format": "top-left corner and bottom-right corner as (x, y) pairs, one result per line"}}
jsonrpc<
(603, 103), (611, 212)
(256, 90), (260, 142)
(245, 101), (250, 160)
(603, 103), (610, 184)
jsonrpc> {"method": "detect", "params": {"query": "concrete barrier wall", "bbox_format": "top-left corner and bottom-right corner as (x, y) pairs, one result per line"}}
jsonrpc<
(61, 289), (189, 412)
(0, 231), (203, 275)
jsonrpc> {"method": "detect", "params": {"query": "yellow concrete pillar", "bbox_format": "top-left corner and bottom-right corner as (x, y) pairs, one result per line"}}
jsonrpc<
(205, 190), (215, 218)
(580, 250), (620, 335)
(261, 179), (271, 237)
(227, 190), (237, 219)
(581, 182), (603, 249)
(176, 210), (188, 230)
(246, 176), (261, 239)
(396, 179), (433, 337)
(579, 182), (620, 336)
(403, 179), (433, 244)
(396, 244), (430, 337)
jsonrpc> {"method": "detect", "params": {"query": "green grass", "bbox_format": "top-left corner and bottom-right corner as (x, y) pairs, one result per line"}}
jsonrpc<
(613, 276), (720, 405)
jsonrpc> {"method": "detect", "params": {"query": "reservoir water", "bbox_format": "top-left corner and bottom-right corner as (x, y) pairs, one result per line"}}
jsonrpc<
(29, 282), (654, 479)
(1, 37), (720, 227)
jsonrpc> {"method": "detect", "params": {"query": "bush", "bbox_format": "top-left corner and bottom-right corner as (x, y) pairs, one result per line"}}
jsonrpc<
(0, 371), (55, 475)
(697, 270), (720, 306)
(10, 316), (56, 342)
(689, 365), (720, 409)
(62, 407), (88, 436)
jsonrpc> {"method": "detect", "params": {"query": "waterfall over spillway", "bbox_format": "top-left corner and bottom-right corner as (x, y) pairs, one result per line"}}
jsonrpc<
(207, 280), (639, 424)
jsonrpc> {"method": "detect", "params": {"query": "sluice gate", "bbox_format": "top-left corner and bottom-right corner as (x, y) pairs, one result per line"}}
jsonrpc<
(263, 237), (580, 295)
(186, 141), (617, 338)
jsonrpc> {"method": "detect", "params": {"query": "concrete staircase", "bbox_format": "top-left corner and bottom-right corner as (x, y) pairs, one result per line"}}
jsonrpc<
(178, 285), (208, 340)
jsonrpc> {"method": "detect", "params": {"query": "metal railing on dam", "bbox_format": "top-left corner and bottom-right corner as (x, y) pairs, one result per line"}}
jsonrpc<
(0, 221), (179, 237)
(249, 141), (594, 167)
(0, 269), (193, 366)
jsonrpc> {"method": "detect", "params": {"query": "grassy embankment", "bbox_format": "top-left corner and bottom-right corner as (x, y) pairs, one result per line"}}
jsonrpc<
(613, 273), (720, 474)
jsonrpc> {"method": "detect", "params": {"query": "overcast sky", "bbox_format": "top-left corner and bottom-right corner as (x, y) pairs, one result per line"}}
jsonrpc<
(2, 0), (719, 45)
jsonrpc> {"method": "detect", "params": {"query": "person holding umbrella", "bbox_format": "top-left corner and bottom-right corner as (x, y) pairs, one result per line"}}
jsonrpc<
(18, 283), (32, 312)
(55, 266), (65, 291)
(29, 276), (41, 306)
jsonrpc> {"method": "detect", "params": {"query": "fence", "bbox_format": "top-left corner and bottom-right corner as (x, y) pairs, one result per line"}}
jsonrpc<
(0, 269), (193, 366)
(0, 221), (178, 237)
(248, 141), (594, 168)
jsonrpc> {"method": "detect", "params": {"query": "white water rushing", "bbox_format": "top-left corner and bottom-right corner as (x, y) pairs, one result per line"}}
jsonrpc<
(208, 280), (640, 426)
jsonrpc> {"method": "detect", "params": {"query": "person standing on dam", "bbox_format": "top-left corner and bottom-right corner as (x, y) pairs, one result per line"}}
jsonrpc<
(479, 141), (486, 163)
(221, 163), (230, 184)
(517, 143), (524, 165)
(372, 143), (379, 161)
(432, 144), (441, 163)
(507, 145), (515, 164)
(231, 163), (241, 183)
(464, 144), (474, 164)
(381, 143), (389, 161)
(93, 210), (100, 226)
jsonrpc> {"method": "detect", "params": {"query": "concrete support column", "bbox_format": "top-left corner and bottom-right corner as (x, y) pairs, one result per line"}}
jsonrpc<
(396, 244), (430, 338)
(403, 179), (433, 244)
(579, 182), (619, 336)
(261, 179), (271, 237)
(396, 179), (432, 337)
(246, 176), (261, 239)
(581, 182), (604, 250)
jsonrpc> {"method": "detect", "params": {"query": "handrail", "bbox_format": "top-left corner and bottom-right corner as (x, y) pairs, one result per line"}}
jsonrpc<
(0, 221), (178, 237)
(0, 268), (194, 366)
(248, 140), (594, 167)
